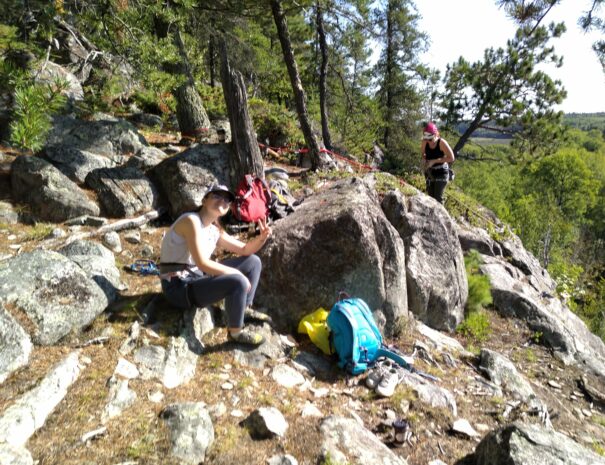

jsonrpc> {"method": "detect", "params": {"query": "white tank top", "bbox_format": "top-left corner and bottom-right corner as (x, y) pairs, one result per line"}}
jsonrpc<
(160, 212), (220, 267)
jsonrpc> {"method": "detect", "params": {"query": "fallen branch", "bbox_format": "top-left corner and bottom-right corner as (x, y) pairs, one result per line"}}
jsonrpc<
(38, 208), (165, 250)
(54, 16), (98, 52)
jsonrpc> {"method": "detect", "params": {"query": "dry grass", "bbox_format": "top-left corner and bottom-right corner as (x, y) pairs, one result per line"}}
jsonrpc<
(1, 145), (605, 465)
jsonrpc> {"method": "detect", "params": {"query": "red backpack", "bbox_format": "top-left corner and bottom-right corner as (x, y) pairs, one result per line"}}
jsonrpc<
(231, 174), (271, 223)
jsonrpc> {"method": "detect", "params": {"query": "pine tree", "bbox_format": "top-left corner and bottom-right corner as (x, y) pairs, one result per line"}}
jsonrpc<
(442, 1), (567, 158)
(373, 0), (427, 168)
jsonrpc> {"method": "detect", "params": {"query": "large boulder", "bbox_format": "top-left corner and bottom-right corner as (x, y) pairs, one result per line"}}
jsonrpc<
(151, 143), (232, 218)
(498, 233), (556, 294)
(0, 308), (32, 384)
(33, 61), (84, 102)
(43, 145), (115, 184)
(256, 178), (408, 335)
(473, 422), (605, 465)
(45, 115), (147, 159)
(382, 190), (468, 332)
(58, 240), (124, 303)
(456, 219), (503, 257)
(479, 349), (540, 407)
(125, 146), (169, 171)
(480, 255), (605, 380)
(0, 250), (108, 345)
(85, 165), (161, 218)
(11, 155), (100, 223)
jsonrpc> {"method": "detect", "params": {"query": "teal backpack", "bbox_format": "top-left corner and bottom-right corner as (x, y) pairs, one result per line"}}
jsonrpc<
(327, 297), (411, 375)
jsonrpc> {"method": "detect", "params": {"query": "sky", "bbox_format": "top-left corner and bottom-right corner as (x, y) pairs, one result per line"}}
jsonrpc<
(414, 0), (605, 114)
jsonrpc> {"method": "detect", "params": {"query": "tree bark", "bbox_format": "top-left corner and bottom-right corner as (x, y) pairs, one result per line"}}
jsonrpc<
(270, 0), (324, 170)
(208, 35), (217, 87)
(316, 3), (332, 151)
(174, 83), (211, 139)
(383, 1), (394, 150)
(219, 39), (264, 184)
(173, 27), (211, 139)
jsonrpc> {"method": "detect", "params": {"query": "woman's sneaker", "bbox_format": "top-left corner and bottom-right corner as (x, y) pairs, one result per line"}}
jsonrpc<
(365, 366), (385, 389)
(375, 368), (401, 397)
(366, 359), (393, 389)
(228, 329), (265, 346)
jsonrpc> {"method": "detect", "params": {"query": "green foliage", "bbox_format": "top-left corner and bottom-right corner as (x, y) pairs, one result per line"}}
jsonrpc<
(8, 68), (67, 152)
(457, 310), (492, 342)
(321, 452), (351, 465)
(197, 84), (226, 120)
(549, 260), (584, 309)
(464, 250), (493, 313)
(524, 347), (538, 362)
(441, 13), (567, 156)
(592, 441), (605, 457)
(373, 0), (427, 159)
(0, 24), (23, 51)
(581, 277), (605, 342)
(564, 113), (605, 133)
(527, 149), (598, 220)
(457, 250), (492, 342)
(249, 98), (303, 146)
(24, 223), (54, 242)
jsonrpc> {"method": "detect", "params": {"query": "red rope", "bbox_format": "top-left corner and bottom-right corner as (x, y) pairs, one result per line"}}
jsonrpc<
(260, 143), (378, 173)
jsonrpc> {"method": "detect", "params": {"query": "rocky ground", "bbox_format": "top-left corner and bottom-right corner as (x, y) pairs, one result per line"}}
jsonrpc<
(1, 131), (605, 465)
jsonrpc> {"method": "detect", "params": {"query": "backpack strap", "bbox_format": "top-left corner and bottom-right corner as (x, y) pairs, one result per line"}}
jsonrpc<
(375, 347), (411, 371)
(260, 177), (272, 205)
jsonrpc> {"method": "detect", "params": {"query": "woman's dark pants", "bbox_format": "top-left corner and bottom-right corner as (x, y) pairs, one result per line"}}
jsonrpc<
(161, 254), (262, 328)
(426, 175), (448, 204)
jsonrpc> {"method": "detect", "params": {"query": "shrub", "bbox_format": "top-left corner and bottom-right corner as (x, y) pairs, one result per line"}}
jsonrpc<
(457, 250), (493, 342)
(465, 250), (493, 313)
(248, 98), (303, 147)
(457, 309), (491, 342)
(9, 74), (68, 152)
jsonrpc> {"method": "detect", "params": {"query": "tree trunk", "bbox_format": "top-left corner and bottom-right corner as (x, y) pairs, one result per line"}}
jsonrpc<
(270, 0), (324, 170)
(219, 40), (264, 185)
(316, 3), (332, 151)
(208, 35), (217, 87)
(383, 1), (394, 150)
(174, 82), (211, 140)
(173, 27), (211, 139)
(453, 108), (486, 154)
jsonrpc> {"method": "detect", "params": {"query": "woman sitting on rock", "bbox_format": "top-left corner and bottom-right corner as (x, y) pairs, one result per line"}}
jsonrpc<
(159, 184), (271, 346)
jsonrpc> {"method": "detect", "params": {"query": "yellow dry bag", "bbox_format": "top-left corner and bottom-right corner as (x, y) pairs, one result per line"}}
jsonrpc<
(297, 308), (333, 355)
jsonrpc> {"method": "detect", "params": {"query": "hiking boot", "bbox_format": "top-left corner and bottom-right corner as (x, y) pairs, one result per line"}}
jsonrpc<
(375, 368), (401, 397)
(244, 307), (273, 323)
(228, 329), (265, 346)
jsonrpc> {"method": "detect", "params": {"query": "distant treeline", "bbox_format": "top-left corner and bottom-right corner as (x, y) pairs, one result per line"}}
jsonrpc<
(453, 112), (605, 140)
(454, 123), (515, 140)
(563, 113), (605, 132)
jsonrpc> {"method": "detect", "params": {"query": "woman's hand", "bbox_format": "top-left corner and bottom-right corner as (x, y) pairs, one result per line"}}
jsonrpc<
(258, 217), (272, 241)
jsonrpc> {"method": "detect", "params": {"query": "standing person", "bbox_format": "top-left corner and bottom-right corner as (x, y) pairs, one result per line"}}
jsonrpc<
(159, 184), (271, 346)
(421, 122), (455, 203)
